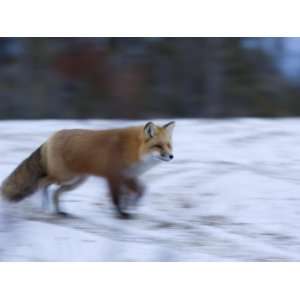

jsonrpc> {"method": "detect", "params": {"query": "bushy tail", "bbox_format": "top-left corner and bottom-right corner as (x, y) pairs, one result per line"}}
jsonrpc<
(1, 146), (47, 202)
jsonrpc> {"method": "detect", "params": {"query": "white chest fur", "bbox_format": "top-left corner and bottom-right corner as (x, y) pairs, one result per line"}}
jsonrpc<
(125, 154), (161, 176)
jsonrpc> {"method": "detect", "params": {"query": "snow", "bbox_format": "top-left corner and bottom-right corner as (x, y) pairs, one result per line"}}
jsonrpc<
(1, 118), (300, 261)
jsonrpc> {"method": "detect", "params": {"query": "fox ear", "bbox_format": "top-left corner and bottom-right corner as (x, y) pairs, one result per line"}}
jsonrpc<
(163, 121), (175, 135)
(144, 122), (156, 139)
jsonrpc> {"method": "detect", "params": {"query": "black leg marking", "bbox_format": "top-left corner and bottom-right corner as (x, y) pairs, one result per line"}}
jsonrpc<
(108, 177), (133, 219)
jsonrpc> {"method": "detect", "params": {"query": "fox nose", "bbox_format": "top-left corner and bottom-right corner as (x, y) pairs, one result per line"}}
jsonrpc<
(169, 154), (174, 160)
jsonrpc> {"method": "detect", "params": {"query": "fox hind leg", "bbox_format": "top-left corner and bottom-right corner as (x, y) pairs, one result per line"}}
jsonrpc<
(53, 177), (86, 215)
(38, 177), (53, 211)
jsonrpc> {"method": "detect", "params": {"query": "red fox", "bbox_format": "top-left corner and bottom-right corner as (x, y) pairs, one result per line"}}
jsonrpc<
(1, 121), (175, 218)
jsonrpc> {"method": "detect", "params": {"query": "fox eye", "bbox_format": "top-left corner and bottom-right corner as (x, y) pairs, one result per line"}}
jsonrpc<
(152, 144), (163, 150)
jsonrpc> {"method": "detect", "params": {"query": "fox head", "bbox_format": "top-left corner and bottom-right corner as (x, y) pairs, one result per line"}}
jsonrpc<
(141, 121), (175, 162)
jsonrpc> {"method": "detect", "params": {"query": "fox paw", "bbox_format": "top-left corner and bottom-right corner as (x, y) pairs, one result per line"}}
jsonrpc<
(56, 211), (69, 217)
(117, 211), (134, 220)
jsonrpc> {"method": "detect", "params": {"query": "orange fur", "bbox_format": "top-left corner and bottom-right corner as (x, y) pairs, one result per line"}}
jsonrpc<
(1, 121), (175, 218)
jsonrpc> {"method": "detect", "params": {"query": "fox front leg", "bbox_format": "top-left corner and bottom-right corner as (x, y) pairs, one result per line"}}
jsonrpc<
(108, 178), (132, 219)
(122, 177), (145, 207)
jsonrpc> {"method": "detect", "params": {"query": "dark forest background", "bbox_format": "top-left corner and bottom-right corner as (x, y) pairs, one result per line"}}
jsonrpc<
(0, 37), (299, 119)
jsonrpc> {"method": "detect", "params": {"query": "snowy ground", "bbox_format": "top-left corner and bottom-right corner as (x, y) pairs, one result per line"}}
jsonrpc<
(1, 119), (300, 261)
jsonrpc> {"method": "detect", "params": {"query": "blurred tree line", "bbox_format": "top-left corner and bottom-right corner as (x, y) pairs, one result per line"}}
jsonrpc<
(0, 37), (299, 119)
